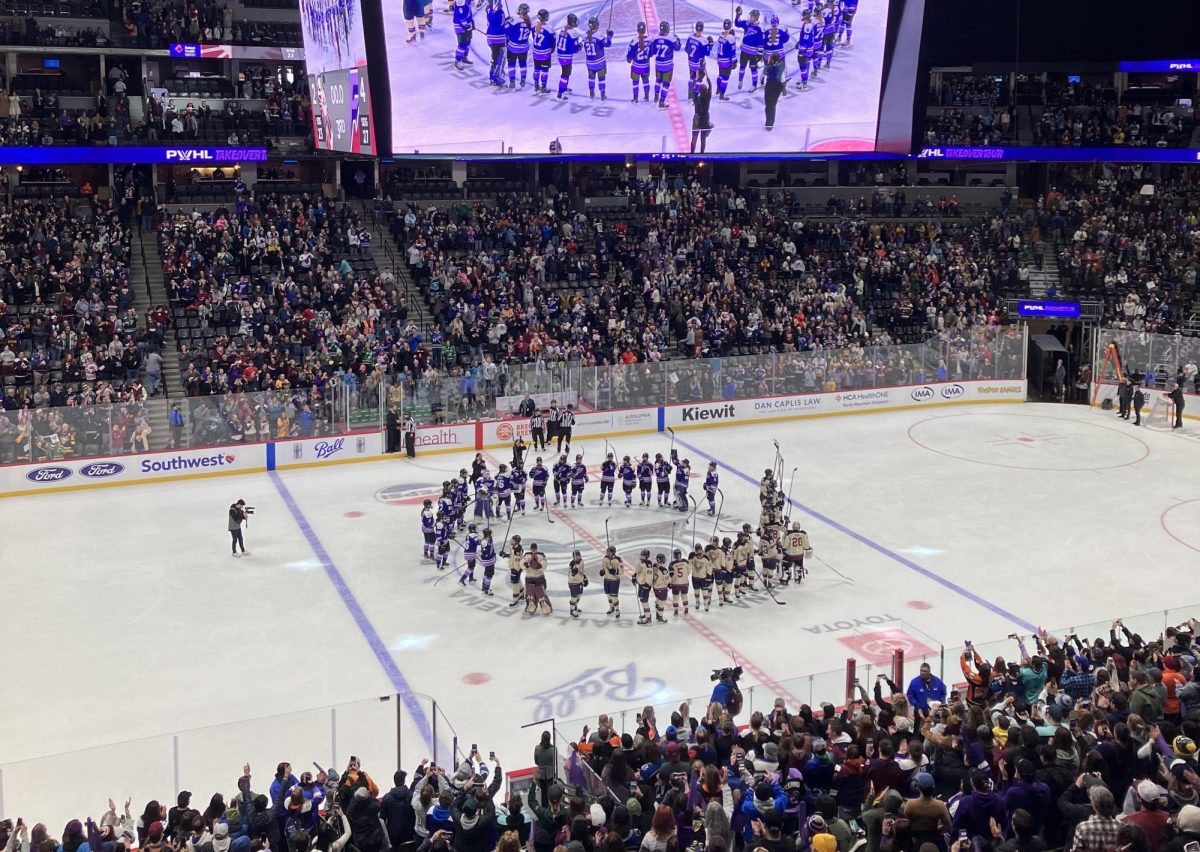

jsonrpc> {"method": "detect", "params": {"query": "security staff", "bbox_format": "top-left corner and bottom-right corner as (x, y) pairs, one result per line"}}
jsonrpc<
(385, 404), (400, 453)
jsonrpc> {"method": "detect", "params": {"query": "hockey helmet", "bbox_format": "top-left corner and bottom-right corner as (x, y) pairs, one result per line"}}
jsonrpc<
(535, 456), (543, 463)
(567, 12), (578, 26)
(587, 15), (599, 29)
(792, 521), (802, 530)
(499, 463), (507, 472)
(742, 523), (753, 533)
(636, 19), (646, 33)
(537, 7), (549, 21)
(694, 20), (703, 32)
(573, 549), (582, 558)
(659, 20), (670, 33)
(641, 452), (650, 459)
(709, 461), (717, 469)
(769, 12), (779, 24)
(483, 529), (492, 537)
(723, 17), (732, 28)
(607, 545), (617, 555)
(722, 537), (732, 547)
(575, 453), (583, 461)
(748, 8), (760, 19)
(469, 524), (477, 532)
(641, 548), (651, 558)
(606, 452), (613, 459)
(802, 7), (811, 15)
(512, 534), (522, 543)
(764, 469), (774, 478)
(656, 553), (666, 563)
(623, 455), (631, 462)
(673, 548), (682, 558)
(423, 499), (432, 507)
(517, 1), (529, 13)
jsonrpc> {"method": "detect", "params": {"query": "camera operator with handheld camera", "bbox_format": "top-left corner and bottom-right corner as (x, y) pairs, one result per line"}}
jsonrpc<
(228, 499), (254, 557)
(710, 665), (744, 716)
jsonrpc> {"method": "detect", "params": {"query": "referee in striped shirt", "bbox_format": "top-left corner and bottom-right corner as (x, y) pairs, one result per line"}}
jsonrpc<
(557, 405), (576, 453)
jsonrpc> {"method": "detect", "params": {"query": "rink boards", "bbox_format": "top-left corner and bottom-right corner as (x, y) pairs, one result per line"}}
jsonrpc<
(0, 379), (1025, 497)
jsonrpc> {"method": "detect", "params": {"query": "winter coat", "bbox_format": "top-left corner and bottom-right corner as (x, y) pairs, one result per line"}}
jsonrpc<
(381, 785), (416, 847)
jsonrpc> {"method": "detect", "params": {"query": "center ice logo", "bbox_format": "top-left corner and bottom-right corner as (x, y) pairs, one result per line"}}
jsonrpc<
(526, 662), (666, 720)
(376, 482), (444, 506)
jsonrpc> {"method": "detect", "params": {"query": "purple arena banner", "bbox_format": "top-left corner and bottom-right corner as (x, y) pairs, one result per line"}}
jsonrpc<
(0, 147), (269, 165)
(1017, 300), (1082, 319)
(1119, 59), (1199, 73)
(917, 145), (1200, 163)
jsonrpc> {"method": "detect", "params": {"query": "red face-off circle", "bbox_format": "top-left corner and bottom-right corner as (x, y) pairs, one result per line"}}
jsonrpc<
(907, 600), (933, 610)
(345, 511), (365, 518)
(462, 672), (492, 685)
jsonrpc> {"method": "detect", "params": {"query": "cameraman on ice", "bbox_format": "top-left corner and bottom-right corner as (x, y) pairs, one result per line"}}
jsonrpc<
(229, 499), (252, 557)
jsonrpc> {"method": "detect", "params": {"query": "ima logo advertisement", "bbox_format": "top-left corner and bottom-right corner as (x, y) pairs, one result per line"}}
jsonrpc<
(939, 384), (966, 399)
(910, 387), (935, 402)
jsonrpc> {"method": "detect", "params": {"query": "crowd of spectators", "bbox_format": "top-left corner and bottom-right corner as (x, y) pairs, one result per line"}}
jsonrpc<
(115, 0), (302, 48)
(13, 619), (1200, 852)
(387, 179), (1020, 371)
(1026, 165), (1199, 332)
(0, 194), (169, 461)
(157, 192), (410, 436)
(1033, 84), (1194, 148)
(923, 109), (1015, 147)
(143, 96), (310, 145)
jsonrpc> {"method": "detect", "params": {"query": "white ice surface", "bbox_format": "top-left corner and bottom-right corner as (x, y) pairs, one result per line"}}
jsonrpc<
(3, 402), (1199, 829)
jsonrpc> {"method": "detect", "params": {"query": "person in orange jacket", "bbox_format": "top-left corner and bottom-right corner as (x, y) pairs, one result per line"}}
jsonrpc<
(960, 641), (993, 708)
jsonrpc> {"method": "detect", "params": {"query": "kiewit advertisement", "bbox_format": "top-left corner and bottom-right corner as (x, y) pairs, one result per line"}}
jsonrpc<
(665, 380), (1025, 428)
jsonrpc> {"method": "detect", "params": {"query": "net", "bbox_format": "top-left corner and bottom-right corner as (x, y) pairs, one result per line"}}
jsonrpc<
(1146, 393), (1174, 431)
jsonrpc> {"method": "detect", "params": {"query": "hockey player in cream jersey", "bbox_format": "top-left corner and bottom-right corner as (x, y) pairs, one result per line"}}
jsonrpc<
(669, 548), (691, 617)
(600, 546), (623, 617)
(690, 545), (713, 612)
(651, 553), (671, 623)
(635, 549), (655, 624)
(782, 522), (811, 585)
(567, 549), (588, 618)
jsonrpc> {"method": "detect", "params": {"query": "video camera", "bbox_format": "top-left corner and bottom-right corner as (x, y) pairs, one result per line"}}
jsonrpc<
(244, 506), (256, 515)
(711, 665), (743, 683)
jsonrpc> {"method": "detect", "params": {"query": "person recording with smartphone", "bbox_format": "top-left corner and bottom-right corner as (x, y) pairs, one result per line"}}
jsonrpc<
(228, 499), (252, 557)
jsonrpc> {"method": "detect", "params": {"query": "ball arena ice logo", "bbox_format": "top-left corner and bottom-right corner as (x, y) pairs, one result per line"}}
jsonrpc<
(313, 438), (345, 460)
(140, 452), (236, 472)
(26, 466), (72, 483)
(79, 462), (125, 478)
(526, 663), (666, 720)
(939, 384), (966, 399)
(376, 482), (444, 507)
(681, 403), (736, 423)
(910, 386), (935, 402)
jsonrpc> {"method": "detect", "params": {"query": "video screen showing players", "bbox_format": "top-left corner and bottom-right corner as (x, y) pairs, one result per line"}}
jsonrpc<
(382, 0), (898, 155)
(301, 0), (377, 153)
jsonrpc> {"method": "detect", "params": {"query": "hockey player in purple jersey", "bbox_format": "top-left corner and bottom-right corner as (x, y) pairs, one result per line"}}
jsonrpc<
(649, 21), (681, 108)
(530, 9), (555, 93)
(504, 3), (532, 88)
(452, 0), (477, 70)
(685, 21), (714, 99)
(704, 461), (719, 515)
(839, 0), (857, 44)
(626, 22), (651, 103)
(763, 14), (790, 67)
(484, 0), (507, 84)
(714, 19), (737, 99)
(818, 0), (836, 69)
(794, 8), (817, 88)
(554, 13), (582, 99)
(734, 6), (764, 90)
(582, 17), (613, 99)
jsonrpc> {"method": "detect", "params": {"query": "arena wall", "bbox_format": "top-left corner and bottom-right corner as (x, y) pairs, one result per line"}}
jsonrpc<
(0, 379), (1026, 497)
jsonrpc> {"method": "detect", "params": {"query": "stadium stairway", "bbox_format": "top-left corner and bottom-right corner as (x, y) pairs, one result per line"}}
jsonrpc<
(138, 230), (183, 403)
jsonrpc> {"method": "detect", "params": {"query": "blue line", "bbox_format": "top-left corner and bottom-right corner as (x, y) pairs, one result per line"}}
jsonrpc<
(657, 406), (665, 433)
(669, 435), (1037, 632)
(266, 442), (276, 471)
(269, 471), (436, 749)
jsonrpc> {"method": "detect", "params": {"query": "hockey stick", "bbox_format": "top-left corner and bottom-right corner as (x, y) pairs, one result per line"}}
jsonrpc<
(711, 487), (725, 538)
(667, 425), (675, 455)
(606, 0), (614, 31)
(687, 494), (701, 549)
(751, 565), (787, 605)
(813, 553), (855, 585)
(605, 517), (611, 549)
(785, 465), (798, 514)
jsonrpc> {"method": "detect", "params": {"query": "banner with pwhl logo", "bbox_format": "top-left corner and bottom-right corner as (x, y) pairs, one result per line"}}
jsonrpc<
(0, 146), (268, 165)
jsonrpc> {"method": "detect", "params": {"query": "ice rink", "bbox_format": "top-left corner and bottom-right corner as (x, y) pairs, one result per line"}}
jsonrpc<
(383, 0), (890, 154)
(3, 401), (1199, 826)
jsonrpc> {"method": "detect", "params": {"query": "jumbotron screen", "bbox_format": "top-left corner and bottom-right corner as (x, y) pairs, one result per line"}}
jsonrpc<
(302, 0), (376, 154)
(381, 0), (920, 155)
